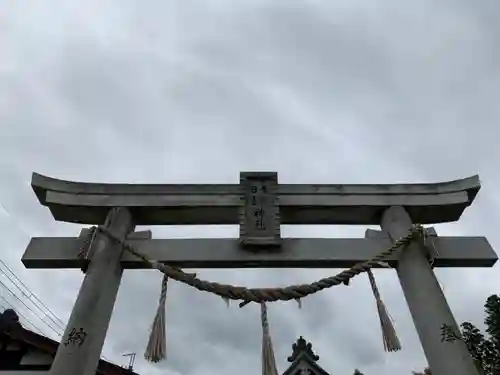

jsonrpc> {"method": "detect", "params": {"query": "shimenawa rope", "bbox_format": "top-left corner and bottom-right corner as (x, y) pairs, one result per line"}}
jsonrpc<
(80, 224), (425, 365)
(94, 224), (424, 304)
(367, 268), (401, 352)
(144, 274), (168, 362)
(261, 302), (279, 375)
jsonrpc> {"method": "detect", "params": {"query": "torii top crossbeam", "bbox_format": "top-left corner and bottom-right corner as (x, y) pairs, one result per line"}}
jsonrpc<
(32, 172), (480, 225)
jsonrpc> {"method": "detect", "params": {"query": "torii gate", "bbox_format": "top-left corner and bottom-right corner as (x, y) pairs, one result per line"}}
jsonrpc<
(22, 171), (497, 375)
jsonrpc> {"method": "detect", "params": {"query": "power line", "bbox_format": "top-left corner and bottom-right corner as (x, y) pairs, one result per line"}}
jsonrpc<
(0, 203), (118, 365)
(0, 267), (115, 363)
(0, 259), (66, 331)
(0, 267), (63, 337)
(0, 294), (42, 334)
(0, 277), (62, 337)
(0, 202), (66, 336)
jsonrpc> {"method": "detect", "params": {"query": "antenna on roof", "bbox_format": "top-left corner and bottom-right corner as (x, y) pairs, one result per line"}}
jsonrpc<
(122, 353), (136, 371)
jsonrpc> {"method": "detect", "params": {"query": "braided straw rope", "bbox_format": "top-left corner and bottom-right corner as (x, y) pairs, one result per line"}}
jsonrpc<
(260, 302), (279, 375)
(89, 224), (424, 306)
(367, 268), (401, 352)
(144, 274), (168, 362)
(77, 228), (97, 273)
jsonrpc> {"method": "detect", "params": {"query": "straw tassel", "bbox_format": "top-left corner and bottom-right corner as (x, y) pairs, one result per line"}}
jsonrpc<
(144, 274), (169, 362)
(260, 302), (279, 375)
(366, 269), (401, 352)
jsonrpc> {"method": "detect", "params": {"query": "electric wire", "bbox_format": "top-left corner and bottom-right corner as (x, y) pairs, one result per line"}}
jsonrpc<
(0, 259), (66, 331)
(0, 201), (121, 366)
(0, 294), (42, 334)
(0, 266), (115, 363)
(0, 277), (62, 337)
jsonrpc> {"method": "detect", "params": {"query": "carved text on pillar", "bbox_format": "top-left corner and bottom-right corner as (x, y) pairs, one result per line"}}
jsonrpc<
(63, 328), (88, 347)
(440, 323), (462, 342)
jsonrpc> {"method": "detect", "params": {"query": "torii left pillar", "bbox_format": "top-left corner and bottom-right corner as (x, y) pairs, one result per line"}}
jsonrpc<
(49, 207), (135, 375)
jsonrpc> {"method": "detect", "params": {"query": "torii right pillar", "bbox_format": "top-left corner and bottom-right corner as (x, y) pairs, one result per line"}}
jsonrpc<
(382, 206), (479, 375)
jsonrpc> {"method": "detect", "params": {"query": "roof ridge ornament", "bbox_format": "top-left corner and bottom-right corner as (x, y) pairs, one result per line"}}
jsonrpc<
(287, 336), (320, 363)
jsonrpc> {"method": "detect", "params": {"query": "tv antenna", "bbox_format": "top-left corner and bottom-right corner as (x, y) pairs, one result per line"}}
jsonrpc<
(122, 352), (136, 371)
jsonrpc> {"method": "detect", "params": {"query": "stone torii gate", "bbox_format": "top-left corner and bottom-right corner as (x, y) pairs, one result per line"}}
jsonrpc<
(22, 172), (497, 375)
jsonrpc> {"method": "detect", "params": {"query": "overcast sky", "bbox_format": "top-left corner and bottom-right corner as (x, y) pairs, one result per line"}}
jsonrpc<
(1, 1), (500, 374)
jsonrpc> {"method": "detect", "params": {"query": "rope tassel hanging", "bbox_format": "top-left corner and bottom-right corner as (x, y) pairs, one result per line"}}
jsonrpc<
(145, 274), (169, 362)
(366, 269), (401, 352)
(260, 302), (279, 375)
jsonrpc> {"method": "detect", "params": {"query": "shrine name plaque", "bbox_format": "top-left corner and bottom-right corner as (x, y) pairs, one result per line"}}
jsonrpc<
(239, 172), (281, 249)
